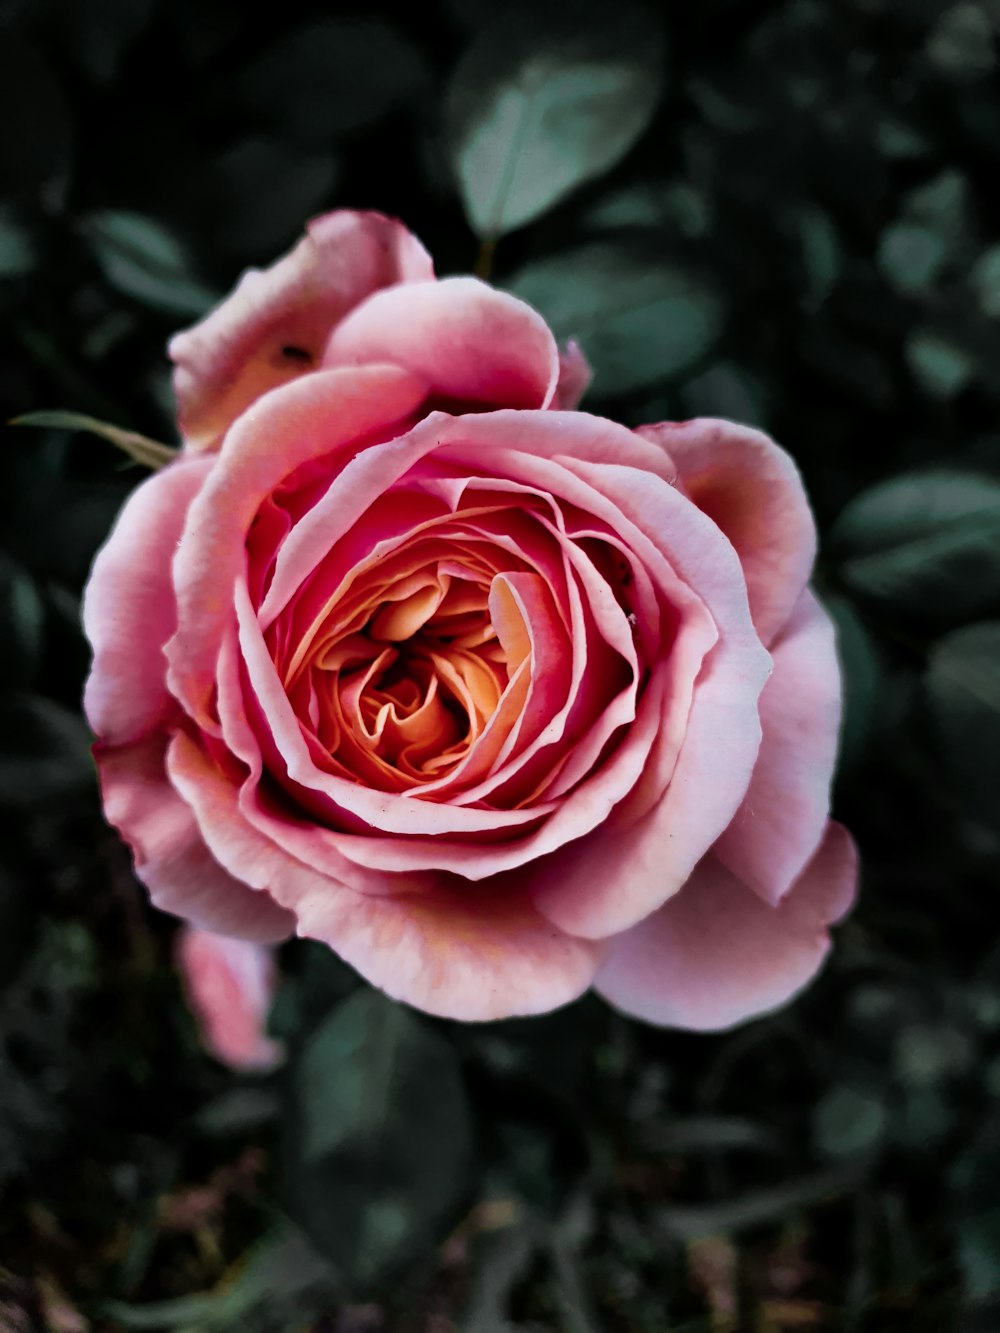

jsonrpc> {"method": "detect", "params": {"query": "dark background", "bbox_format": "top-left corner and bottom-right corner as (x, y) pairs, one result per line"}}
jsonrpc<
(2, 0), (1000, 1327)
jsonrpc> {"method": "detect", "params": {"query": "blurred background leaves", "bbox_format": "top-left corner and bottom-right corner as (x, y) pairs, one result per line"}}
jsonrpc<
(1, 0), (1000, 1327)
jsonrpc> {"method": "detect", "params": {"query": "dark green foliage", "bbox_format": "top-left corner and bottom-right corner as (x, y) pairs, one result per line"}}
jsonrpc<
(280, 987), (473, 1288)
(1, 0), (999, 1327)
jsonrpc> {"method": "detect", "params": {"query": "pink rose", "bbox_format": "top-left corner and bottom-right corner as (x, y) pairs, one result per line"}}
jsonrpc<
(83, 211), (855, 1030)
(168, 209), (590, 453)
(175, 925), (283, 1072)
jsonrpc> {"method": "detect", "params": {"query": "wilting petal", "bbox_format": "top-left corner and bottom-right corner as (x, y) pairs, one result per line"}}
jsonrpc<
(176, 926), (284, 1072)
(595, 821), (857, 1030)
(714, 590), (842, 905)
(83, 457), (213, 746)
(638, 418), (815, 646)
(170, 210), (433, 451)
(96, 734), (294, 942)
(324, 277), (560, 409)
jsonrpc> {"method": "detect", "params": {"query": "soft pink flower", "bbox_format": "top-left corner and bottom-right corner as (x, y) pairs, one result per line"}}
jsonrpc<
(175, 925), (283, 1072)
(83, 212), (855, 1031)
(168, 210), (587, 454)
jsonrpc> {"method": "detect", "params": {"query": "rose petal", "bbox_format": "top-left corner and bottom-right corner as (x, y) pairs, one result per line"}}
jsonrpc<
(170, 210), (433, 451)
(294, 876), (602, 1022)
(714, 589), (842, 905)
(637, 417), (816, 646)
(166, 365), (428, 731)
(83, 457), (213, 746)
(595, 820), (857, 1030)
(166, 730), (601, 1021)
(493, 451), (770, 937)
(553, 339), (592, 409)
(96, 734), (294, 942)
(324, 277), (561, 409)
(176, 926), (284, 1071)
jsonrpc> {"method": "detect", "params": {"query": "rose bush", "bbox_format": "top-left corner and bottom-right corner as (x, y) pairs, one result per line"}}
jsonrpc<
(84, 210), (856, 1029)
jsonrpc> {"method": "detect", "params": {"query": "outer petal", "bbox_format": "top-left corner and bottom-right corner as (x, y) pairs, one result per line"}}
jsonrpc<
(166, 731), (603, 1022)
(638, 418), (816, 646)
(520, 453), (771, 938)
(176, 926), (284, 1072)
(83, 457), (213, 746)
(553, 339), (592, 409)
(170, 210), (433, 451)
(166, 365), (428, 731)
(595, 821), (857, 1031)
(96, 734), (295, 943)
(714, 590), (843, 905)
(324, 277), (560, 409)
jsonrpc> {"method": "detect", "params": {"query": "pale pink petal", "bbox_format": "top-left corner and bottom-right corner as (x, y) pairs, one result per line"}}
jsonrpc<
(595, 821), (857, 1031)
(637, 418), (816, 646)
(714, 590), (843, 905)
(294, 878), (602, 1022)
(166, 731), (601, 1022)
(553, 339), (592, 409)
(83, 457), (213, 746)
(170, 210), (434, 451)
(176, 926), (284, 1072)
(252, 406), (676, 634)
(166, 365), (428, 731)
(490, 451), (770, 938)
(95, 734), (295, 942)
(324, 277), (560, 408)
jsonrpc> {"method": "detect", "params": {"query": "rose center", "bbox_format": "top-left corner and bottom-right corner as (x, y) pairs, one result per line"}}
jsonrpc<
(302, 568), (522, 791)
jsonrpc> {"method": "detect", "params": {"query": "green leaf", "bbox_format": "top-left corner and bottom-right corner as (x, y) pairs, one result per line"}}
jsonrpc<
(972, 244), (1000, 319)
(0, 694), (93, 807)
(643, 1115), (780, 1155)
(893, 1022), (975, 1087)
(797, 206), (841, 309)
(98, 1223), (334, 1330)
(905, 330), (977, 398)
(510, 241), (723, 395)
(904, 170), (969, 242)
(681, 361), (769, 429)
(0, 554), (44, 692)
(831, 471), (1000, 623)
(0, 32), (73, 197)
(958, 1209), (1000, 1300)
(825, 594), (882, 771)
(446, 2), (664, 237)
(876, 118), (931, 160)
(878, 171), (967, 295)
(814, 1085), (888, 1160)
(926, 622), (1000, 833)
(210, 139), (341, 260)
(653, 1165), (866, 1240)
(878, 223), (948, 294)
(237, 20), (426, 146)
(47, 0), (156, 83)
(0, 207), (35, 279)
(11, 411), (177, 469)
(462, 1209), (545, 1332)
(281, 988), (473, 1287)
(83, 210), (217, 318)
(584, 180), (711, 239)
(927, 4), (995, 78)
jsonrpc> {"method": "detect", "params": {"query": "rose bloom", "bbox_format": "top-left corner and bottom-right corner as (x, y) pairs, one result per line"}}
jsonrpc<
(176, 925), (283, 1072)
(84, 211), (856, 1030)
